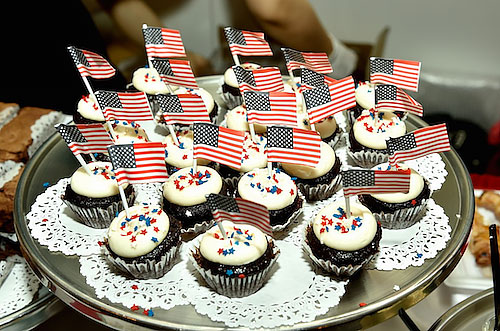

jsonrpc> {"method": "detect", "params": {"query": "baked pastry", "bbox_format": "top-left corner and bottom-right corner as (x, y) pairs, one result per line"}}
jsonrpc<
(237, 168), (303, 229)
(303, 198), (382, 277)
(297, 111), (342, 148)
(162, 166), (228, 232)
(130, 67), (170, 116)
(281, 141), (341, 202)
(191, 220), (279, 297)
(73, 94), (105, 124)
(348, 109), (406, 168)
(224, 105), (266, 133)
(0, 163), (24, 233)
(357, 163), (431, 229)
(109, 120), (149, 144)
(221, 62), (261, 109)
(103, 204), (181, 279)
(61, 161), (136, 228)
(0, 102), (20, 130)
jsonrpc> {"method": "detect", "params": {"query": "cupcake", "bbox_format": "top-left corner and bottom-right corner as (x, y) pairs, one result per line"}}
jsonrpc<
(303, 198), (382, 277)
(221, 63), (261, 109)
(73, 94), (105, 124)
(347, 109), (406, 168)
(103, 204), (181, 279)
(237, 168), (303, 230)
(61, 161), (136, 228)
(224, 105), (266, 133)
(162, 166), (229, 233)
(130, 67), (170, 116)
(109, 120), (149, 144)
(163, 129), (214, 175)
(297, 111), (342, 148)
(281, 141), (341, 202)
(357, 163), (431, 229)
(190, 220), (280, 297)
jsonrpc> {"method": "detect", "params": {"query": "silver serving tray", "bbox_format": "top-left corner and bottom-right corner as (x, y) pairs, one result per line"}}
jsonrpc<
(14, 75), (475, 330)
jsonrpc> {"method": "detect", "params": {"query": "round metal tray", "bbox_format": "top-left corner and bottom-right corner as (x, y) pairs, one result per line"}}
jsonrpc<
(14, 75), (475, 330)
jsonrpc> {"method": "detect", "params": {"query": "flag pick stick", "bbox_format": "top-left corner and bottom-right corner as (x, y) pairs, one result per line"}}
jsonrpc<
(344, 195), (352, 219)
(167, 124), (180, 145)
(232, 53), (241, 67)
(75, 154), (93, 176)
(118, 184), (131, 219)
(192, 157), (198, 174)
(217, 221), (228, 240)
(267, 161), (273, 177)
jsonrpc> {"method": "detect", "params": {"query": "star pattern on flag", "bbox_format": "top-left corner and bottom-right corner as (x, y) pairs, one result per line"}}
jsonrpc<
(370, 58), (394, 75)
(342, 170), (375, 187)
(267, 126), (293, 149)
(375, 84), (398, 102)
(108, 144), (136, 169)
(387, 134), (418, 153)
(303, 84), (331, 109)
(301, 68), (324, 87)
(244, 92), (271, 111)
(68, 47), (89, 67)
(233, 66), (256, 86)
(151, 59), (174, 76)
(207, 194), (240, 213)
(142, 27), (163, 44)
(283, 48), (305, 64)
(56, 125), (87, 144)
(224, 28), (247, 45)
(95, 91), (122, 108)
(156, 95), (183, 113)
(193, 123), (219, 147)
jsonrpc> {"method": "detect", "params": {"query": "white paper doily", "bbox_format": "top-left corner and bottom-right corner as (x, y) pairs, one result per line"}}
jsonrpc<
(0, 256), (40, 318)
(28, 112), (72, 158)
(0, 160), (23, 189)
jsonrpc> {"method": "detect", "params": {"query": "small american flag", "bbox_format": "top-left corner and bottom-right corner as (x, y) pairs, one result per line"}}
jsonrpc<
(342, 169), (411, 198)
(206, 194), (273, 237)
(224, 27), (273, 57)
(193, 123), (245, 169)
(387, 123), (450, 166)
(156, 93), (210, 125)
(375, 84), (423, 116)
(244, 91), (297, 127)
(56, 123), (113, 155)
(267, 126), (321, 167)
(95, 90), (153, 122)
(142, 26), (186, 58)
(282, 48), (332, 74)
(151, 58), (198, 89)
(298, 68), (337, 92)
(107, 142), (168, 186)
(302, 76), (356, 124)
(67, 46), (116, 79)
(233, 66), (284, 93)
(370, 57), (421, 92)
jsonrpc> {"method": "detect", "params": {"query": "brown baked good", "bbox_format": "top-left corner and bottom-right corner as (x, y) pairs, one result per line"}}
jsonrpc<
(469, 192), (500, 266)
(0, 165), (24, 233)
(0, 107), (54, 162)
(0, 102), (20, 128)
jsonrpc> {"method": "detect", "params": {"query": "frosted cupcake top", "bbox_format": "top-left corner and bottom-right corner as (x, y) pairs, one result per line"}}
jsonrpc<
(370, 163), (425, 203)
(355, 81), (376, 110)
(199, 220), (268, 266)
(163, 166), (222, 206)
(223, 63), (262, 88)
(110, 120), (149, 144)
(313, 199), (377, 251)
(225, 105), (267, 133)
(77, 94), (104, 122)
(70, 161), (124, 198)
(352, 109), (406, 150)
(238, 168), (297, 210)
(281, 141), (336, 179)
(230, 132), (267, 172)
(163, 129), (210, 169)
(132, 67), (170, 95)
(107, 204), (170, 258)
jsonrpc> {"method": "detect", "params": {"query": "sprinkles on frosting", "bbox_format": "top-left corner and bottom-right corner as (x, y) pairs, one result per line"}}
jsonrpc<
(319, 207), (364, 234)
(173, 168), (213, 191)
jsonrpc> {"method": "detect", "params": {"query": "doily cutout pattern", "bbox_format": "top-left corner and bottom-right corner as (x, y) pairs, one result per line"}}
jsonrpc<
(0, 160), (23, 190)
(28, 112), (72, 158)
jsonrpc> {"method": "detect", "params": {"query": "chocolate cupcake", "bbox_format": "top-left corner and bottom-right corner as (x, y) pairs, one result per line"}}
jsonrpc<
(237, 168), (303, 230)
(73, 94), (105, 125)
(354, 81), (407, 121)
(358, 163), (431, 229)
(297, 110), (342, 148)
(190, 220), (280, 297)
(109, 120), (149, 144)
(103, 204), (181, 279)
(220, 63), (261, 109)
(130, 67), (170, 116)
(281, 142), (342, 201)
(303, 199), (382, 277)
(61, 161), (136, 228)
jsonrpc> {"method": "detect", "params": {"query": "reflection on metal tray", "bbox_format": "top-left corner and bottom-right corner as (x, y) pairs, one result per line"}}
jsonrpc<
(14, 75), (475, 330)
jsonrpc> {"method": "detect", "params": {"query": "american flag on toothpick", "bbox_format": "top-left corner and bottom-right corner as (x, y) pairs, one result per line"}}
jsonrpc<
(142, 26), (186, 58)
(107, 142), (168, 185)
(342, 169), (411, 198)
(375, 84), (423, 116)
(298, 68), (337, 92)
(206, 194), (273, 237)
(387, 123), (450, 166)
(193, 123), (245, 169)
(267, 126), (321, 167)
(233, 66), (284, 93)
(224, 27), (273, 57)
(370, 57), (421, 92)
(282, 48), (332, 74)
(244, 91), (297, 127)
(156, 93), (210, 125)
(151, 58), (198, 89)
(67, 46), (116, 79)
(95, 90), (153, 122)
(302, 76), (356, 124)
(56, 123), (113, 155)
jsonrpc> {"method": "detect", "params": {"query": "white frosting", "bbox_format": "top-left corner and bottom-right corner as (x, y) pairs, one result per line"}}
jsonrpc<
(370, 163), (425, 203)
(225, 105), (266, 133)
(77, 95), (105, 122)
(132, 67), (170, 95)
(163, 166), (222, 206)
(107, 205), (170, 258)
(223, 63), (262, 88)
(238, 168), (297, 210)
(355, 81), (376, 110)
(315, 116), (338, 139)
(70, 161), (123, 198)
(199, 221), (268, 266)
(352, 109), (406, 150)
(313, 199), (377, 251)
(110, 121), (149, 144)
(175, 87), (215, 114)
(281, 142), (336, 179)
(163, 129), (210, 168)
(230, 132), (268, 172)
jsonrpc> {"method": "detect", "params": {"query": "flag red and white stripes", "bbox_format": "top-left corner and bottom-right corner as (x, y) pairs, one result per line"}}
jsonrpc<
(266, 126), (321, 167)
(282, 48), (332, 74)
(370, 57), (421, 92)
(151, 58), (198, 89)
(374, 84), (423, 116)
(224, 27), (273, 57)
(67, 46), (116, 79)
(56, 123), (113, 156)
(95, 90), (153, 122)
(342, 169), (411, 198)
(244, 91), (297, 126)
(233, 66), (284, 93)
(156, 93), (210, 125)
(143, 26), (186, 58)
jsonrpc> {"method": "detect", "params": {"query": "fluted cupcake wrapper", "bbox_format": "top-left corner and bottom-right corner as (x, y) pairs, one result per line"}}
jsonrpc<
(373, 198), (429, 230)
(297, 175), (342, 202)
(190, 245), (280, 298)
(347, 148), (389, 169)
(181, 219), (215, 235)
(271, 191), (305, 233)
(220, 92), (243, 110)
(324, 131), (342, 149)
(62, 191), (136, 229)
(103, 241), (181, 279)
